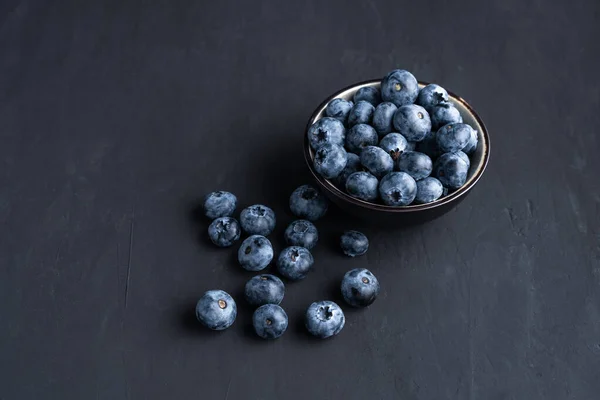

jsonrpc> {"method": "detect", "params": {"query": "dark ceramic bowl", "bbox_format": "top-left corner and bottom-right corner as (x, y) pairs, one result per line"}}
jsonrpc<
(304, 79), (490, 226)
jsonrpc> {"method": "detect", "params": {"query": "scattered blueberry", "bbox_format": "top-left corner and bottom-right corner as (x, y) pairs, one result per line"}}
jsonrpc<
(325, 98), (354, 124)
(353, 86), (381, 106)
(379, 172), (417, 206)
(456, 150), (471, 168)
(414, 177), (445, 204)
(436, 123), (473, 153)
(203, 191), (237, 219)
(333, 152), (362, 188)
(416, 84), (449, 111)
(196, 290), (237, 330)
(346, 124), (378, 153)
(244, 274), (285, 306)
(284, 220), (319, 250)
(430, 102), (463, 130)
(381, 69), (419, 107)
(307, 117), (346, 150)
(397, 151), (433, 181)
(415, 131), (441, 159)
(392, 104), (431, 142)
(347, 100), (375, 127)
(208, 217), (241, 247)
(240, 205), (276, 236)
(434, 152), (469, 189)
(313, 143), (348, 179)
(345, 171), (379, 202)
(253, 304), (288, 339)
(360, 145), (394, 178)
(341, 268), (380, 307)
(237, 235), (274, 271)
(289, 184), (329, 221)
(305, 301), (345, 339)
(277, 246), (314, 281)
(378, 132), (408, 161)
(340, 230), (369, 257)
(372, 102), (398, 137)
(462, 126), (478, 155)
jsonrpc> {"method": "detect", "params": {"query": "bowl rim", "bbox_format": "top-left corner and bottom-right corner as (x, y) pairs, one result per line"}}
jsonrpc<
(304, 79), (491, 213)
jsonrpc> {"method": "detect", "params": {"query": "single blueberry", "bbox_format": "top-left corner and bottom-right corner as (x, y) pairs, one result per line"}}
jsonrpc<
(347, 100), (375, 127)
(325, 98), (354, 125)
(277, 246), (314, 281)
(436, 123), (473, 153)
(397, 151), (433, 181)
(240, 205), (276, 236)
(244, 274), (285, 306)
(462, 126), (479, 155)
(307, 117), (346, 150)
(392, 104), (431, 142)
(360, 145), (394, 178)
(203, 191), (237, 219)
(284, 220), (318, 250)
(378, 132), (408, 162)
(353, 86), (381, 106)
(416, 131), (441, 159)
(333, 152), (362, 188)
(313, 143), (348, 179)
(434, 152), (469, 189)
(196, 290), (237, 330)
(414, 177), (445, 204)
(372, 102), (398, 137)
(456, 150), (471, 169)
(341, 268), (380, 307)
(289, 184), (329, 221)
(340, 230), (369, 257)
(415, 84), (449, 111)
(208, 217), (241, 247)
(253, 304), (288, 339)
(345, 171), (379, 202)
(237, 235), (274, 271)
(305, 301), (345, 339)
(345, 124), (379, 154)
(381, 69), (419, 107)
(430, 102), (463, 130)
(379, 172), (417, 206)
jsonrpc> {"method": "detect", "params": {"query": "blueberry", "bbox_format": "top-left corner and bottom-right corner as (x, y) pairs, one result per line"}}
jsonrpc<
(353, 86), (381, 106)
(379, 172), (417, 206)
(307, 117), (346, 150)
(341, 268), (380, 307)
(284, 220), (318, 249)
(305, 301), (345, 339)
(240, 205), (276, 236)
(392, 104), (431, 142)
(203, 191), (237, 219)
(462, 126), (478, 155)
(244, 274), (285, 306)
(289, 184), (329, 221)
(406, 141), (417, 151)
(456, 150), (471, 168)
(313, 143), (348, 179)
(196, 290), (237, 330)
(378, 132), (408, 162)
(436, 123), (473, 153)
(345, 171), (379, 202)
(430, 102), (463, 130)
(277, 246), (314, 281)
(416, 84), (449, 111)
(347, 100), (375, 127)
(238, 235), (274, 271)
(434, 152), (469, 189)
(414, 177), (445, 204)
(372, 102), (398, 137)
(325, 98), (354, 125)
(381, 69), (419, 107)
(253, 304), (288, 339)
(345, 124), (378, 154)
(360, 146), (394, 178)
(208, 217), (241, 247)
(333, 152), (362, 188)
(415, 131), (441, 159)
(340, 230), (369, 257)
(397, 151), (432, 181)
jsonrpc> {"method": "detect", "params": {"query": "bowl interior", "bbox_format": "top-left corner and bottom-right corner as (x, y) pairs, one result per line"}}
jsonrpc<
(306, 81), (489, 211)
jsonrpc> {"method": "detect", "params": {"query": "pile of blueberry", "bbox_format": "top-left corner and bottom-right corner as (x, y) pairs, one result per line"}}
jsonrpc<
(309, 69), (478, 206)
(198, 187), (380, 339)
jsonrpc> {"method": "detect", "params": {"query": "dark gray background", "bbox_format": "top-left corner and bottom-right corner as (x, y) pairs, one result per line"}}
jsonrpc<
(1, 0), (599, 399)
